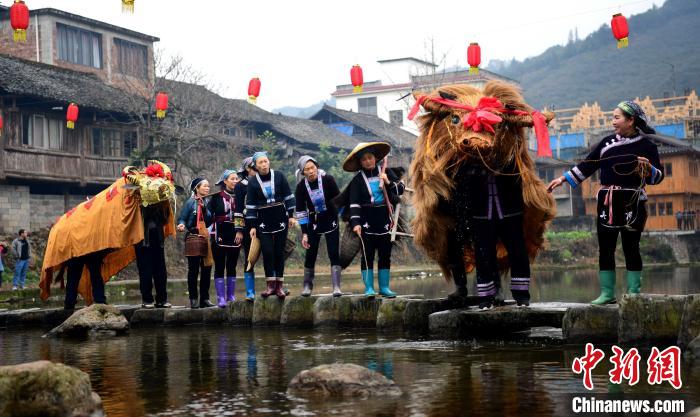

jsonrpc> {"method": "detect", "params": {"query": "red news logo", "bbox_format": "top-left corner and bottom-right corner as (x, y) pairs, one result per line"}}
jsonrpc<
(572, 343), (682, 390)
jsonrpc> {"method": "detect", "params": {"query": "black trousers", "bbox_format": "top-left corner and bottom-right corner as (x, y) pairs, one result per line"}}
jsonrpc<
(360, 233), (392, 271)
(65, 252), (106, 309)
(211, 242), (240, 278)
(135, 234), (168, 304)
(472, 215), (530, 298)
(304, 228), (340, 268)
(260, 229), (288, 278)
(598, 203), (647, 271)
(187, 256), (212, 302)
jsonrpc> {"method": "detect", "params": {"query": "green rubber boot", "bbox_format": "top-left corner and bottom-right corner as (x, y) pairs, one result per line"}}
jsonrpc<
(591, 270), (617, 305)
(625, 270), (641, 294)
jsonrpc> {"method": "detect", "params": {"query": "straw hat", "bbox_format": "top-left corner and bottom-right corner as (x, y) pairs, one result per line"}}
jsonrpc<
(342, 142), (392, 172)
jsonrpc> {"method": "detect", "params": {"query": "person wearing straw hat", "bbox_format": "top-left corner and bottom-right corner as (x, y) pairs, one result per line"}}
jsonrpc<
(344, 142), (405, 298)
(237, 156), (258, 301)
(177, 177), (215, 309)
(548, 100), (664, 305)
(294, 155), (343, 297)
(246, 151), (296, 299)
(207, 169), (246, 307)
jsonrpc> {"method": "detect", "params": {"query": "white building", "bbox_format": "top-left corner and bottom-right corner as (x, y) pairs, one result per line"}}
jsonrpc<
(332, 57), (518, 135)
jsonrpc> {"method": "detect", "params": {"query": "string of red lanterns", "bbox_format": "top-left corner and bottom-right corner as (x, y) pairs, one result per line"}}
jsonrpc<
(10, 0), (29, 43)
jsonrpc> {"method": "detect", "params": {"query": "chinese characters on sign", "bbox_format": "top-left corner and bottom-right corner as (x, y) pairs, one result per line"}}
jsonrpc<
(572, 343), (682, 390)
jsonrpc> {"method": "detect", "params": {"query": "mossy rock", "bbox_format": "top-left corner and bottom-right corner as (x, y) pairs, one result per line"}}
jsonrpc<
(562, 305), (619, 343)
(0, 360), (103, 417)
(618, 294), (687, 344)
(281, 296), (319, 328)
(376, 298), (410, 331)
(228, 300), (254, 325)
(252, 296), (285, 326)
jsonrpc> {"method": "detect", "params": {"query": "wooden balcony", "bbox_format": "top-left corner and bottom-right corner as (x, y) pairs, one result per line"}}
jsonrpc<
(1, 146), (127, 185)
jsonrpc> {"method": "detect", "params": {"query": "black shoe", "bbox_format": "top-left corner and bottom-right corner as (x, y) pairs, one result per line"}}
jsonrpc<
(515, 299), (530, 307)
(155, 302), (172, 309)
(478, 296), (494, 311)
(200, 300), (216, 308)
(190, 299), (199, 309)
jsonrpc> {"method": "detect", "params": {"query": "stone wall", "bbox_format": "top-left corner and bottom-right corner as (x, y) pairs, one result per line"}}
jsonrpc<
(0, 184), (30, 234)
(29, 194), (87, 231)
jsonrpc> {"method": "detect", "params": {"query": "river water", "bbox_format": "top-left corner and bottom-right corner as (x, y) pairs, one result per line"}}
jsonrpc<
(1, 266), (699, 416)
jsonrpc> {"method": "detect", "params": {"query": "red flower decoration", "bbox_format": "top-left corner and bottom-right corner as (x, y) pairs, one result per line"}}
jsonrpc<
(144, 163), (165, 178)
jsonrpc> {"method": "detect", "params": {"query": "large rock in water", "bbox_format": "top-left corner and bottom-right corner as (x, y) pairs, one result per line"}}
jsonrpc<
(678, 294), (700, 350)
(288, 363), (402, 398)
(618, 294), (687, 344)
(0, 360), (103, 417)
(47, 304), (129, 338)
(562, 305), (619, 343)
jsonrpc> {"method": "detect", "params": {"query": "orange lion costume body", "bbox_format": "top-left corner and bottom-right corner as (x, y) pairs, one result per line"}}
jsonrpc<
(408, 81), (556, 306)
(40, 161), (176, 304)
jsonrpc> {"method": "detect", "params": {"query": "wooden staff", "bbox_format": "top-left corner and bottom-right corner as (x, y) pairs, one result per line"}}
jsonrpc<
(380, 155), (395, 228)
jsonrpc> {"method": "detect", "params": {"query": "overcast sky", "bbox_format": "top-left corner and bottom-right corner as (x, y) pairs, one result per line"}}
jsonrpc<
(25, 0), (664, 111)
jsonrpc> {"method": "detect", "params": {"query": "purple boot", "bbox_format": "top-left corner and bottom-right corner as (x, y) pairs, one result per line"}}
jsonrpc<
(226, 276), (236, 302)
(215, 278), (226, 308)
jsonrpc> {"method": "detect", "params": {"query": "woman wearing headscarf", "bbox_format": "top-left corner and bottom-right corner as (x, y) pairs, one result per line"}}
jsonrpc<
(177, 177), (215, 309)
(246, 151), (296, 299)
(237, 156), (258, 301)
(294, 155), (343, 297)
(344, 142), (405, 299)
(548, 101), (664, 304)
(207, 169), (245, 307)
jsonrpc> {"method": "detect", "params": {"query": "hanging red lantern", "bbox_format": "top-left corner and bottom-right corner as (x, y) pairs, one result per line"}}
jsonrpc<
(248, 78), (261, 104)
(467, 42), (481, 75)
(122, 0), (134, 13)
(0, 113), (4, 132)
(611, 13), (629, 49)
(350, 65), (364, 93)
(155, 92), (168, 120)
(66, 103), (79, 129)
(10, 0), (30, 43)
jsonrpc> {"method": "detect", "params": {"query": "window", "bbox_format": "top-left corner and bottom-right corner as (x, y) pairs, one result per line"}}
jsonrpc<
(245, 129), (255, 139)
(666, 202), (673, 215)
(658, 202), (666, 216)
(123, 131), (138, 157)
(538, 168), (556, 182)
(690, 161), (698, 177)
(57, 23), (102, 69)
(92, 128), (136, 157)
(114, 38), (148, 78)
(389, 110), (403, 126)
(358, 97), (377, 116)
(22, 114), (64, 150)
(224, 127), (238, 136)
(649, 202), (656, 216)
(664, 162), (673, 177)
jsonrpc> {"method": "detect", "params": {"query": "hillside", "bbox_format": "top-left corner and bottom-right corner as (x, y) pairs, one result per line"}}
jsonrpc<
(488, 0), (700, 110)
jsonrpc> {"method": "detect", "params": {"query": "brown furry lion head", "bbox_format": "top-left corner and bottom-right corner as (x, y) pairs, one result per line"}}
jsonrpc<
(408, 81), (556, 280)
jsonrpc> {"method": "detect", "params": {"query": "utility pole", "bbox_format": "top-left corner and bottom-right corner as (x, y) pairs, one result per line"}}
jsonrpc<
(668, 63), (677, 97)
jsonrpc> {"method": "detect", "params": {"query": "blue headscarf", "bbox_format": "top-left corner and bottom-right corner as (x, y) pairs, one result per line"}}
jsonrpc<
(216, 169), (236, 187)
(252, 151), (268, 164)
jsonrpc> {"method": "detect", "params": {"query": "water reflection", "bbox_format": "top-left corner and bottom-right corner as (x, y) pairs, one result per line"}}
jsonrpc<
(1, 328), (698, 417)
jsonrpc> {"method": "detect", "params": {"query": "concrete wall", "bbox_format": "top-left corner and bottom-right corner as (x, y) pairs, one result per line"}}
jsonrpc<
(0, 184), (30, 234)
(29, 193), (87, 231)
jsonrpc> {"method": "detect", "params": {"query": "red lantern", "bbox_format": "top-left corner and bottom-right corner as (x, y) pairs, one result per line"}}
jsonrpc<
(66, 103), (79, 129)
(122, 0), (134, 13)
(0, 113), (3, 132)
(10, 0), (30, 43)
(350, 65), (364, 93)
(155, 92), (168, 120)
(611, 13), (629, 49)
(467, 42), (481, 75)
(248, 78), (261, 104)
